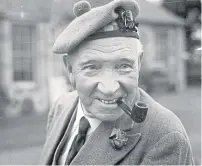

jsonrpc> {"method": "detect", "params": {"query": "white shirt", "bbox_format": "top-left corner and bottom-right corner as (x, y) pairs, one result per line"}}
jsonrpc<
(59, 99), (102, 165)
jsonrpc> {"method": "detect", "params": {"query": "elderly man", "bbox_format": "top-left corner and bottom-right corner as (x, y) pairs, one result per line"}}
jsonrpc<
(40, 0), (194, 165)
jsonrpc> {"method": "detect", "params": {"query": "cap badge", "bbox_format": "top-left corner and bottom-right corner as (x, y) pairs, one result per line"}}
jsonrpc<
(116, 7), (139, 32)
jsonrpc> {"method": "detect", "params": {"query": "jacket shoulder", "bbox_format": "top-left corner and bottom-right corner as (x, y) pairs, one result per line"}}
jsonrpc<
(139, 89), (189, 141)
(151, 102), (186, 135)
(54, 91), (78, 108)
(50, 90), (78, 117)
(46, 90), (78, 134)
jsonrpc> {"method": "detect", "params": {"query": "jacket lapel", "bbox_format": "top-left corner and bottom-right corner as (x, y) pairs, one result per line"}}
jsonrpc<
(71, 115), (141, 165)
(39, 92), (79, 165)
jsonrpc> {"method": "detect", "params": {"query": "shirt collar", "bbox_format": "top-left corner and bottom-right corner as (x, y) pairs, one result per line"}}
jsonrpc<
(76, 99), (102, 134)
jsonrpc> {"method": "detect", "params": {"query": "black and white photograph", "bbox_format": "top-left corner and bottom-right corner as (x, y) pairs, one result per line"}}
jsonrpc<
(0, 0), (201, 165)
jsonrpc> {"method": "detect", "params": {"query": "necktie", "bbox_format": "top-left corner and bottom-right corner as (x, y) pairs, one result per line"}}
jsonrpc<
(65, 116), (90, 165)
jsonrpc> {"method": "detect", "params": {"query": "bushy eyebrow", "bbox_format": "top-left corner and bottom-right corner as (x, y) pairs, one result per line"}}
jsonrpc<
(79, 59), (100, 66)
(118, 57), (136, 64)
(78, 57), (135, 68)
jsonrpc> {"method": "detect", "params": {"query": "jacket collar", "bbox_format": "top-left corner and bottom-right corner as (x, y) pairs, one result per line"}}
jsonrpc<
(39, 91), (79, 165)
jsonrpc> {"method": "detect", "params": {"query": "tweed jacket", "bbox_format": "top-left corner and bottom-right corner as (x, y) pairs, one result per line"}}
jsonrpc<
(39, 88), (194, 165)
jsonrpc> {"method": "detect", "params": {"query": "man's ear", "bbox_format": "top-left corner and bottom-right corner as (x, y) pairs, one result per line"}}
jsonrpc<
(138, 52), (143, 72)
(63, 55), (76, 89)
(63, 55), (72, 73)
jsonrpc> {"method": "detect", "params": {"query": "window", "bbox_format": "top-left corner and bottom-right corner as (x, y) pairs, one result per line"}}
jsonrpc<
(12, 24), (36, 81)
(155, 28), (169, 66)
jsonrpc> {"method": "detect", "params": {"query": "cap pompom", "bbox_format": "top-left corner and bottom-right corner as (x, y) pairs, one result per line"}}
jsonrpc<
(73, 1), (91, 17)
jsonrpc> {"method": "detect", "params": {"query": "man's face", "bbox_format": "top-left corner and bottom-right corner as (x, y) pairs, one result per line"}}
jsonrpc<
(69, 38), (141, 121)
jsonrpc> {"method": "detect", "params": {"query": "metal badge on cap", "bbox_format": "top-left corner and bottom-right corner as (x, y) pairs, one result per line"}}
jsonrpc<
(115, 7), (139, 32)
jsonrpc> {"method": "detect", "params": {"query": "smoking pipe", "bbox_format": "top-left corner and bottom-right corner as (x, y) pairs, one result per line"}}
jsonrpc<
(117, 99), (148, 123)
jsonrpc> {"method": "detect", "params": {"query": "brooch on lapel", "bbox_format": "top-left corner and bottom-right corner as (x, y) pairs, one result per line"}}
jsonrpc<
(109, 128), (128, 150)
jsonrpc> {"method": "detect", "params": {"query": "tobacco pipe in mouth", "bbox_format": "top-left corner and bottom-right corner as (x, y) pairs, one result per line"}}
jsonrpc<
(117, 99), (148, 123)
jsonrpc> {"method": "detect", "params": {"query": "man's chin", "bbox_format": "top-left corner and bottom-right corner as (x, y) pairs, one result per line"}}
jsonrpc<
(82, 103), (124, 121)
(93, 112), (123, 121)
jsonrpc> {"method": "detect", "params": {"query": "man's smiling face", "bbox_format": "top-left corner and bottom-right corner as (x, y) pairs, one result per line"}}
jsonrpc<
(68, 38), (142, 121)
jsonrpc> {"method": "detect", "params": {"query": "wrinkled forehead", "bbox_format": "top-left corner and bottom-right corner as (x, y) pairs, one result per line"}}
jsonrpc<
(70, 37), (142, 60)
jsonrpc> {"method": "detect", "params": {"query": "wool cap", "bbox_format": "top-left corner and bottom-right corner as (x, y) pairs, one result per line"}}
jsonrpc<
(52, 0), (140, 54)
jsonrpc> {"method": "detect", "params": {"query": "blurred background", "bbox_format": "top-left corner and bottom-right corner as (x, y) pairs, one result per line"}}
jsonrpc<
(0, 0), (201, 165)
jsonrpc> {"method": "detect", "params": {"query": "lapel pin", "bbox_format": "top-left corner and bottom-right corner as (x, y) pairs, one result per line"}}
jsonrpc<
(109, 128), (128, 150)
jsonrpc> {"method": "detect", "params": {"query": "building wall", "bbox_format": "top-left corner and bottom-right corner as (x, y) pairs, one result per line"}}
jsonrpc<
(0, 17), (50, 117)
(166, 26), (186, 92)
(0, 18), (12, 95)
(174, 27), (187, 92)
(139, 24), (156, 69)
(47, 21), (74, 106)
(139, 23), (186, 92)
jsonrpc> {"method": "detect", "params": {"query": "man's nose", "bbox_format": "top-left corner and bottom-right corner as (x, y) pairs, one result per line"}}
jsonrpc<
(97, 79), (120, 95)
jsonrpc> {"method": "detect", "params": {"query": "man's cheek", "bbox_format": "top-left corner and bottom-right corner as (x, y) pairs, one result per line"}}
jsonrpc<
(119, 75), (138, 89)
(78, 91), (92, 106)
(76, 75), (98, 90)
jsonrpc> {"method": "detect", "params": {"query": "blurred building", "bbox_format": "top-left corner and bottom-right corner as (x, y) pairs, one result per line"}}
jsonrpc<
(0, 0), (188, 117)
(163, 0), (201, 85)
(137, 0), (186, 93)
(0, 0), (51, 117)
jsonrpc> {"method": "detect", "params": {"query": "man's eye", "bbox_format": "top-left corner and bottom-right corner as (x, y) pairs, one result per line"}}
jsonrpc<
(119, 64), (133, 70)
(83, 64), (98, 70)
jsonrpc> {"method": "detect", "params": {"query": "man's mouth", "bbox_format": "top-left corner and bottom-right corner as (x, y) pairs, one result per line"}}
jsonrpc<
(97, 98), (121, 104)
